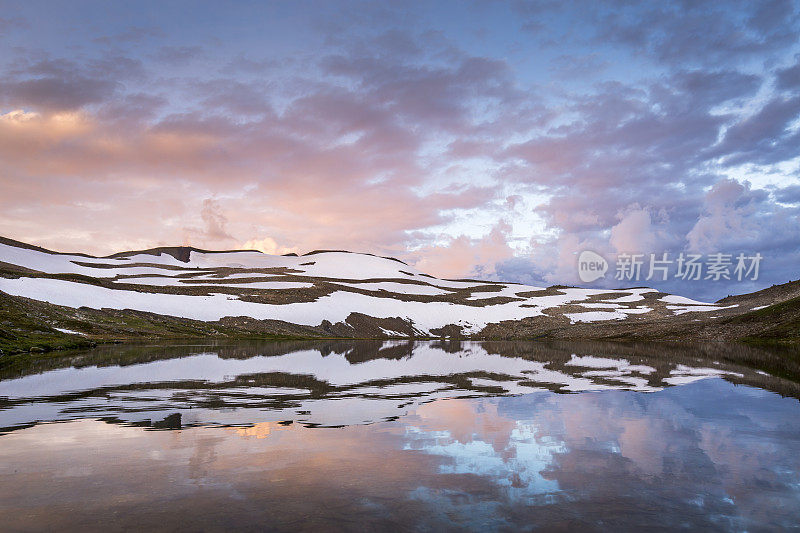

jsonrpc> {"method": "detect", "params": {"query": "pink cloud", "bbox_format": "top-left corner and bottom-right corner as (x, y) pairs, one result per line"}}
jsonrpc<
(410, 222), (515, 279)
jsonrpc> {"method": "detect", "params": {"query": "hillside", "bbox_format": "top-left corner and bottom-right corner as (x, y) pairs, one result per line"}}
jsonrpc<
(0, 236), (797, 355)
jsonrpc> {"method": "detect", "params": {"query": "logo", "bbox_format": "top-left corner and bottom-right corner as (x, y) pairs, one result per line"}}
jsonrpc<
(577, 250), (608, 283)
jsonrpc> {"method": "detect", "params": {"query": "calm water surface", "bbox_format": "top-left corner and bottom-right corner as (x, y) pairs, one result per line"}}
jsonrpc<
(1, 340), (800, 531)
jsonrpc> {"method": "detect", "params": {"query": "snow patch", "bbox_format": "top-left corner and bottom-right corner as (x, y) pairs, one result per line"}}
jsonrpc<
(668, 304), (737, 315)
(53, 327), (84, 336)
(565, 311), (627, 323)
(660, 294), (714, 305)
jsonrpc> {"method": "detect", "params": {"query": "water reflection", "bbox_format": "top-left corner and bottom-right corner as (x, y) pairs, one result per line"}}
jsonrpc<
(2, 340), (799, 432)
(1, 340), (800, 530)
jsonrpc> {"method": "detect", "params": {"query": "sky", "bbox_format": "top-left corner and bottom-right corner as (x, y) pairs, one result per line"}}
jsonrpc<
(1, 0), (799, 299)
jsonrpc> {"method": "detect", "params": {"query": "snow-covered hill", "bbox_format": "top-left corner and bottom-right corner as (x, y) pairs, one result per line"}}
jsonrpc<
(0, 236), (755, 339)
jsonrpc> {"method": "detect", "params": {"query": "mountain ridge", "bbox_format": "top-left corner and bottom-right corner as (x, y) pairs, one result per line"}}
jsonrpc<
(0, 236), (413, 266)
(0, 236), (798, 357)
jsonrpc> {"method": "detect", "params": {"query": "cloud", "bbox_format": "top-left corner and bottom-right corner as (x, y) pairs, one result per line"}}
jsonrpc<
(0, 55), (146, 112)
(549, 53), (609, 80)
(592, 0), (800, 66)
(0, 2), (799, 300)
(775, 184), (800, 204)
(152, 45), (205, 65)
(199, 199), (235, 242)
(92, 25), (164, 45)
(0, 16), (29, 33)
(776, 55), (800, 90)
(609, 207), (659, 254)
(241, 237), (296, 255)
(685, 178), (790, 254)
(715, 95), (800, 166)
(0, 74), (119, 111)
(410, 222), (516, 280)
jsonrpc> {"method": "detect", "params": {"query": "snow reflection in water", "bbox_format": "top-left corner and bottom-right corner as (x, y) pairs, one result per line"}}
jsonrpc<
(0, 340), (762, 430)
(0, 340), (799, 530)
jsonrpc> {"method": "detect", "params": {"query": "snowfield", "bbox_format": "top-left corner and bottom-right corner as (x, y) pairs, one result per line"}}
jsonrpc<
(0, 240), (735, 335)
(0, 276), (602, 334)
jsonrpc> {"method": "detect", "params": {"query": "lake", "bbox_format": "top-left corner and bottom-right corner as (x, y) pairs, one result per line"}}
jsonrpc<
(1, 340), (800, 531)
